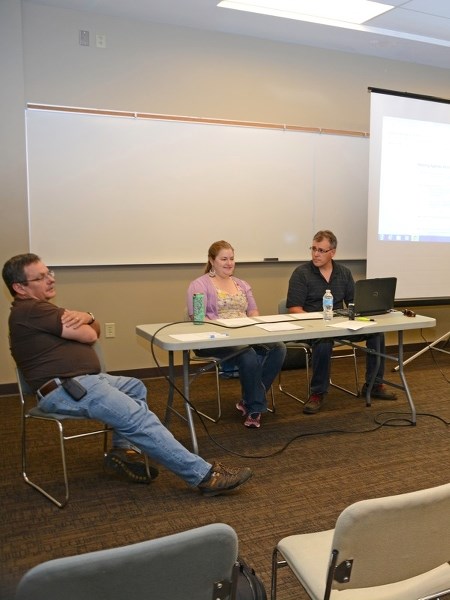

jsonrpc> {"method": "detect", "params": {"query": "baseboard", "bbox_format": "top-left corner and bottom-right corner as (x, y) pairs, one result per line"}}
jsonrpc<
(0, 365), (184, 398)
(0, 342), (432, 398)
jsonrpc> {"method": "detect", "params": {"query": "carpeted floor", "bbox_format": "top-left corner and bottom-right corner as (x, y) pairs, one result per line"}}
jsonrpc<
(1, 348), (449, 599)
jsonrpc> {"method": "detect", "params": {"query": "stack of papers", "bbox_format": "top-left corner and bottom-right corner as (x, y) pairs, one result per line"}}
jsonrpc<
(170, 331), (229, 341)
(255, 322), (303, 332)
(215, 313), (323, 327)
(215, 317), (256, 327)
(289, 312), (323, 320)
(255, 315), (294, 323)
(327, 320), (377, 331)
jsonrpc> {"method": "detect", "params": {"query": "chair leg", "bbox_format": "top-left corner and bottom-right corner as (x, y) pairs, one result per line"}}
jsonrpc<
(22, 415), (70, 509)
(329, 347), (360, 397)
(278, 344), (359, 402)
(267, 385), (276, 413)
(102, 423), (110, 457)
(278, 347), (310, 404)
(271, 547), (278, 600)
(192, 360), (222, 423)
(190, 355), (277, 420)
(23, 417), (112, 509)
(271, 547), (288, 600)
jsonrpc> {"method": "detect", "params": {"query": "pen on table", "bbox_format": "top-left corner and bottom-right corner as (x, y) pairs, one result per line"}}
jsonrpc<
(356, 317), (375, 322)
(209, 333), (229, 339)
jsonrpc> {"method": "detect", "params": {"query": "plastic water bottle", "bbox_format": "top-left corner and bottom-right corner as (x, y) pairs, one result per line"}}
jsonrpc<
(323, 289), (334, 321)
(193, 293), (205, 324)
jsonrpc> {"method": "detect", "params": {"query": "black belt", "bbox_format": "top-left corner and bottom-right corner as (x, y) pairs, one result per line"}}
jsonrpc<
(37, 378), (64, 399)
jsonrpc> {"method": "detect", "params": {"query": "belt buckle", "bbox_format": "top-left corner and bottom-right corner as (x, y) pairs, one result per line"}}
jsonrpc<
(37, 377), (62, 400)
(36, 388), (46, 401)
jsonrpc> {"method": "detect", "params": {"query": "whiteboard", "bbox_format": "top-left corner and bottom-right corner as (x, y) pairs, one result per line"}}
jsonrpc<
(25, 108), (369, 265)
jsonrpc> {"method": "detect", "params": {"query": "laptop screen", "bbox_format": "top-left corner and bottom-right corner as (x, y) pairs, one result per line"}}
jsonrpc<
(353, 277), (397, 316)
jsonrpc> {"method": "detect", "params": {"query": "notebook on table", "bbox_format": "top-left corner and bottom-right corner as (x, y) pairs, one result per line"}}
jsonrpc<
(334, 277), (397, 317)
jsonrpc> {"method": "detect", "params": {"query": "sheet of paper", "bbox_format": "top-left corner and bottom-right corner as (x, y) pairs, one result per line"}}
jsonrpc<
(254, 314), (294, 323)
(170, 331), (230, 341)
(289, 312), (324, 320)
(215, 317), (257, 327)
(327, 320), (377, 331)
(255, 322), (304, 332)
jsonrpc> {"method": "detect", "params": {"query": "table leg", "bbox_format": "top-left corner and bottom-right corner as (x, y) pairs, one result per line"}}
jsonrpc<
(182, 350), (199, 454)
(164, 351), (176, 427)
(364, 334), (381, 407)
(162, 350), (199, 454)
(396, 331), (417, 424)
(341, 335), (416, 423)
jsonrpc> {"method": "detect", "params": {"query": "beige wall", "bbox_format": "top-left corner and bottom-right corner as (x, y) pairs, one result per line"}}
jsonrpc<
(1, 0), (448, 385)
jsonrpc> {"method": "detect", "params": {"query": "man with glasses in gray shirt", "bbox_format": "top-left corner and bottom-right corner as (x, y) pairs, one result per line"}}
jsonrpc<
(286, 230), (396, 414)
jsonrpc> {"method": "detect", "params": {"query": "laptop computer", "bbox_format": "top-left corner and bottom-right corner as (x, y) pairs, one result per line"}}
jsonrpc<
(334, 277), (397, 317)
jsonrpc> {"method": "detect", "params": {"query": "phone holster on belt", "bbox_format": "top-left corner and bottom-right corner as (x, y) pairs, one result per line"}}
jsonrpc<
(61, 378), (87, 401)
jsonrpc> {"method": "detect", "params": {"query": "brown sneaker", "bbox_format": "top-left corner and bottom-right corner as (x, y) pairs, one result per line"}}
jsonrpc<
(303, 393), (324, 414)
(198, 462), (253, 497)
(361, 383), (397, 400)
(362, 383), (397, 400)
(105, 448), (159, 483)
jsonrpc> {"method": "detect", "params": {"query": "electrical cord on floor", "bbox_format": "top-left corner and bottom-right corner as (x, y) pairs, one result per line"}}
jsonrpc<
(148, 321), (449, 460)
(360, 327), (450, 428)
(374, 410), (450, 427)
(363, 331), (450, 429)
(372, 330), (450, 428)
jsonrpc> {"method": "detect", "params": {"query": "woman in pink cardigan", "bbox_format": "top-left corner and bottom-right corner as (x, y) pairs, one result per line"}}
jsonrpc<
(187, 240), (286, 429)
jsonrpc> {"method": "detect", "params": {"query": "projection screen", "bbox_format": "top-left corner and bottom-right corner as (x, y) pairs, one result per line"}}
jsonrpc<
(367, 88), (450, 301)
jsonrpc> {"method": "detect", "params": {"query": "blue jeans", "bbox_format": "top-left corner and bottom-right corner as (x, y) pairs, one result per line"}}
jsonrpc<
(195, 342), (287, 415)
(310, 333), (385, 395)
(38, 373), (211, 487)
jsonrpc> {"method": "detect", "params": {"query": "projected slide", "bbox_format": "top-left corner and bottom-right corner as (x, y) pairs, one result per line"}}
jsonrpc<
(367, 88), (450, 299)
(378, 116), (450, 243)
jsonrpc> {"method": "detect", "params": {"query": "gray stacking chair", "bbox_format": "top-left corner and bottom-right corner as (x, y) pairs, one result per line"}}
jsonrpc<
(180, 310), (274, 422)
(16, 342), (151, 508)
(271, 482), (450, 600)
(277, 299), (359, 404)
(189, 350), (275, 421)
(15, 523), (239, 600)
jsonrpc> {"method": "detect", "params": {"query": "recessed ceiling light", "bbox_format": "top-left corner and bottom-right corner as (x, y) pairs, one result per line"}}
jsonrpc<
(217, 0), (394, 26)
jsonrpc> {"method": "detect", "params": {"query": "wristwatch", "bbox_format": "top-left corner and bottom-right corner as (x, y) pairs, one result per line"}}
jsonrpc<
(87, 312), (95, 325)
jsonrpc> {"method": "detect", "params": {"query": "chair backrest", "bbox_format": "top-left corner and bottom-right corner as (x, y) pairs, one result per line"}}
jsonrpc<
(93, 340), (107, 372)
(15, 523), (238, 600)
(330, 482), (450, 591)
(278, 299), (288, 314)
(16, 368), (33, 398)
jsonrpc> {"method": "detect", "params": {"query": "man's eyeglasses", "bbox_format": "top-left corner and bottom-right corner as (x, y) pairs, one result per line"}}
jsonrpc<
(22, 270), (55, 283)
(310, 246), (333, 255)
